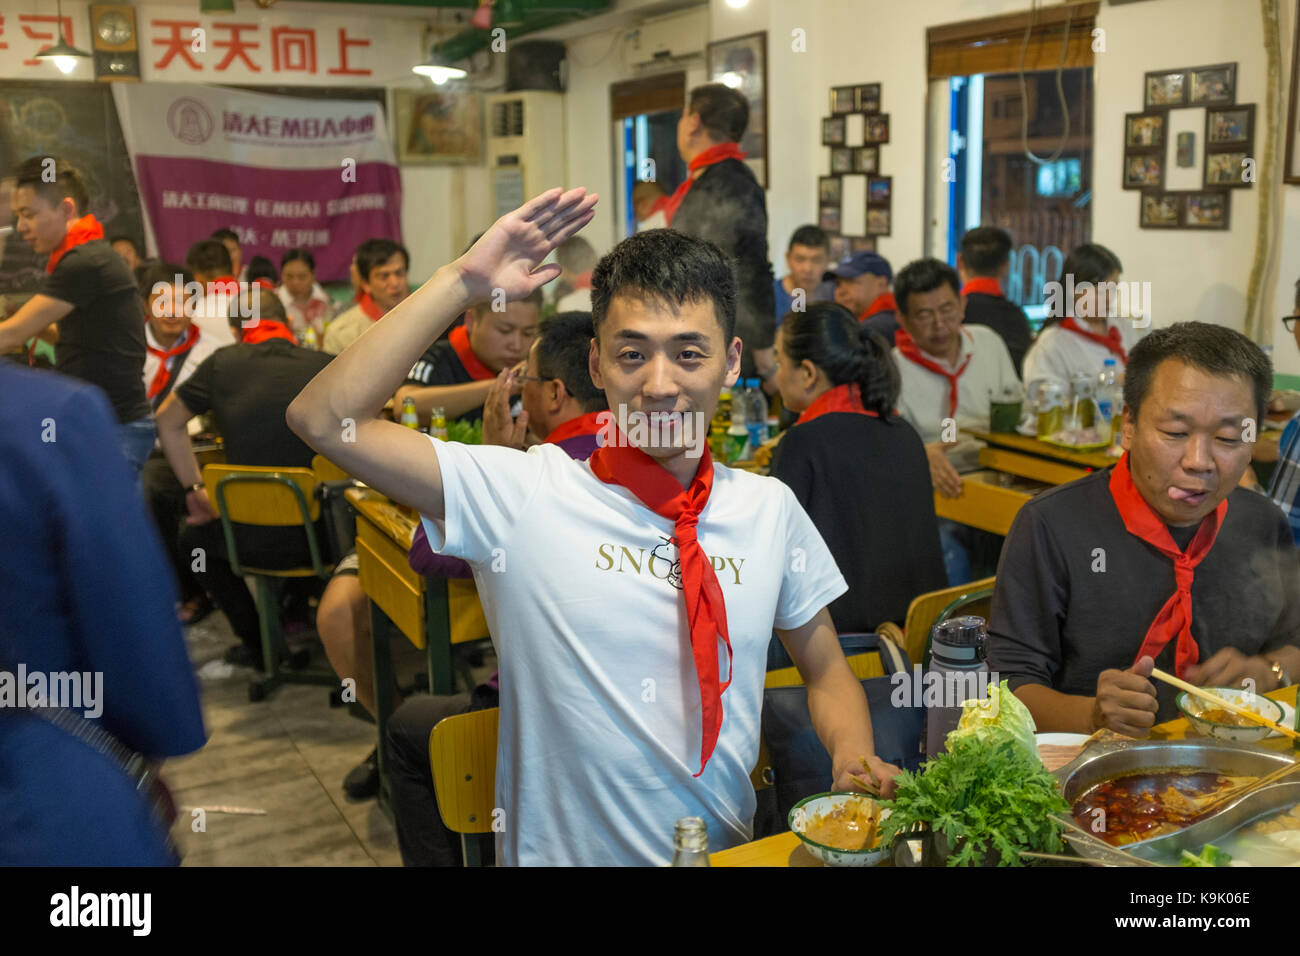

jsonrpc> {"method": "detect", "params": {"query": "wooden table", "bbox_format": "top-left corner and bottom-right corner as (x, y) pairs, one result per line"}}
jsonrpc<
(346, 487), (490, 815)
(710, 685), (1300, 866)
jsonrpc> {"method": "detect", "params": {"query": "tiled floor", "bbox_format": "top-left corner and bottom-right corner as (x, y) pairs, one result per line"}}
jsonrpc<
(165, 607), (458, 867)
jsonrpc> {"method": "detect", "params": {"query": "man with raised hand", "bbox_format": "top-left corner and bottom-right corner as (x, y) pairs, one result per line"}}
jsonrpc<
(288, 188), (900, 866)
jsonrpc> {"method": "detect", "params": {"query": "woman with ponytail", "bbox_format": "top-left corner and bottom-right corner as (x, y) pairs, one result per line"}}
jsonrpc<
(770, 302), (947, 632)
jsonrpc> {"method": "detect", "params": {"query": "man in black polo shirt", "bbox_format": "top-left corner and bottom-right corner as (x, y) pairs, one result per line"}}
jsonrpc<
(394, 288), (542, 425)
(154, 289), (331, 666)
(0, 156), (153, 478)
(987, 322), (1300, 735)
(669, 83), (777, 385)
(957, 226), (1034, 376)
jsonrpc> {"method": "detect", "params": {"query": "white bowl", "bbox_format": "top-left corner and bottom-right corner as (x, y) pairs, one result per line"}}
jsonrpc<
(1176, 688), (1285, 743)
(789, 792), (889, 867)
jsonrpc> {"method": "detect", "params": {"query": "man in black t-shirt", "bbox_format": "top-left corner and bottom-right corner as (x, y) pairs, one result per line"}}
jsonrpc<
(670, 83), (777, 386)
(154, 290), (331, 666)
(394, 288), (542, 425)
(0, 156), (153, 478)
(987, 323), (1300, 735)
(957, 227), (1034, 376)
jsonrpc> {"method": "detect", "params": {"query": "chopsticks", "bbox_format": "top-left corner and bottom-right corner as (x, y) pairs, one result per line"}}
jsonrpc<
(1149, 667), (1300, 741)
(1193, 759), (1300, 818)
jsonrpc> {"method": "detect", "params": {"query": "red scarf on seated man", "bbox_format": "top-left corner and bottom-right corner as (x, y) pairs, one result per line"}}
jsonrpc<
(795, 383), (880, 425)
(240, 318), (297, 345)
(448, 324), (496, 381)
(894, 329), (973, 419)
(358, 291), (385, 322)
(1061, 317), (1128, 362)
(588, 438), (732, 777)
(146, 326), (202, 401)
(960, 277), (1003, 298)
(1109, 451), (1228, 678)
(543, 410), (606, 445)
(859, 292), (897, 321)
(45, 214), (104, 273)
(661, 142), (748, 225)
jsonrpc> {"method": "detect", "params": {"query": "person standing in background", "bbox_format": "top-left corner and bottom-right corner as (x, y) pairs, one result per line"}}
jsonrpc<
(773, 226), (835, 331)
(957, 226), (1034, 377)
(668, 82), (777, 387)
(553, 236), (598, 313)
(0, 156), (154, 479)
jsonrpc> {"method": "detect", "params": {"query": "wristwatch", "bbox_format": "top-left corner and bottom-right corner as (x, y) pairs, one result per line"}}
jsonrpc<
(1270, 659), (1291, 690)
(187, 482), (205, 494)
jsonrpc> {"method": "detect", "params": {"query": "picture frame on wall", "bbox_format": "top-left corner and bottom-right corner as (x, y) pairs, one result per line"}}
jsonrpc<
(1287, 0), (1300, 184)
(1206, 104), (1253, 148)
(862, 114), (890, 145)
(830, 85), (857, 115)
(1188, 63), (1236, 105)
(849, 236), (876, 253)
(852, 145), (879, 174)
(818, 176), (841, 205)
(867, 176), (891, 206)
(866, 208), (891, 236)
(1177, 132), (1196, 167)
(854, 83), (881, 113)
(708, 32), (768, 188)
(1139, 191), (1181, 228)
(819, 204), (841, 233)
(1204, 150), (1250, 188)
(1125, 112), (1165, 149)
(827, 235), (851, 262)
(830, 147), (854, 173)
(1184, 191), (1230, 228)
(393, 87), (483, 165)
(822, 116), (846, 146)
(1123, 153), (1164, 190)
(1144, 69), (1187, 109)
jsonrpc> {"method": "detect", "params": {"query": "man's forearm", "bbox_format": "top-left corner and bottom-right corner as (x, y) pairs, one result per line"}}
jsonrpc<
(395, 379), (494, 424)
(158, 421), (202, 489)
(290, 266), (474, 448)
(807, 662), (877, 763)
(1014, 683), (1096, 734)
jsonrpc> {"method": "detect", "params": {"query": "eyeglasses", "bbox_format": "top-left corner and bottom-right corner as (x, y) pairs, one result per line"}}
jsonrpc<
(513, 373), (548, 384)
(1284, 315), (1299, 332)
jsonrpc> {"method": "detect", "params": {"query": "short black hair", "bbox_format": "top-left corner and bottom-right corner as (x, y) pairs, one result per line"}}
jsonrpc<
(960, 226), (1013, 276)
(230, 288), (288, 329)
(556, 236), (597, 275)
(687, 83), (749, 143)
(210, 228), (239, 244)
(245, 255), (277, 285)
(14, 155), (89, 216)
(281, 248), (316, 272)
(780, 301), (898, 417)
(136, 260), (193, 300)
(110, 235), (141, 256)
(788, 225), (829, 254)
(1043, 243), (1123, 326)
(893, 258), (961, 316)
(535, 311), (608, 414)
(355, 238), (409, 281)
(1293, 276), (1300, 312)
(590, 229), (736, 343)
(185, 238), (233, 277)
(1123, 321), (1271, 422)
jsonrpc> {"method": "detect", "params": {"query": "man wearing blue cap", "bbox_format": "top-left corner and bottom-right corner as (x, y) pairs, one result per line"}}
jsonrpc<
(825, 251), (898, 345)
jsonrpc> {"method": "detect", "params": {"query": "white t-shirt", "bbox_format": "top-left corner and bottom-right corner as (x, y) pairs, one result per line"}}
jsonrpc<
(556, 287), (592, 313)
(190, 292), (237, 347)
(142, 324), (220, 398)
(1022, 320), (1139, 386)
(893, 324), (1020, 470)
(421, 439), (847, 866)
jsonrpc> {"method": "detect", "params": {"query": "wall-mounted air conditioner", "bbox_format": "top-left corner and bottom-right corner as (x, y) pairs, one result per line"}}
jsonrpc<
(485, 91), (567, 219)
(625, 8), (708, 67)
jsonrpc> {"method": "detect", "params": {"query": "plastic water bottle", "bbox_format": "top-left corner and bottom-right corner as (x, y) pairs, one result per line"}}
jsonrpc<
(745, 378), (770, 450)
(725, 400), (751, 463)
(924, 616), (990, 757)
(1097, 359), (1124, 450)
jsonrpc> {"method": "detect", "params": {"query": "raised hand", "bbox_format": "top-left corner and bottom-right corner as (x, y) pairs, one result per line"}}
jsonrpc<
(481, 366), (529, 450)
(452, 187), (598, 307)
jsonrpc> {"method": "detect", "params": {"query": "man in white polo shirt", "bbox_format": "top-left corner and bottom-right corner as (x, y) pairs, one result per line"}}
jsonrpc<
(288, 189), (902, 866)
(892, 257), (1020, 583)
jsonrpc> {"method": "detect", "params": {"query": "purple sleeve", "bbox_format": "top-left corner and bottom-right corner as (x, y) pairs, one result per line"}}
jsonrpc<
(408, 520), (473, 579)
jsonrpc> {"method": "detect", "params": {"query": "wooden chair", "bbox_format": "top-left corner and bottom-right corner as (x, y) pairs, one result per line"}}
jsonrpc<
(203, 464), (339, 702)
(429, 707), (498, 866)
(902, 576), (997, 667)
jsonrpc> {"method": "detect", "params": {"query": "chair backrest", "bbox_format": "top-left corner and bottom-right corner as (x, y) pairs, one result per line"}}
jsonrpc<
(311, 454), (351, 483)
(902, 576), (996, 666)
(430, 707), (498, 835)
(202, 464), (324, 576)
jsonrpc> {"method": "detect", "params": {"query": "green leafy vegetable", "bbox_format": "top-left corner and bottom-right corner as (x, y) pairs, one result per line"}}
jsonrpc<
(947, 679), (1038, 757)
(445, 419), (483, 445)
(1180, 844), (1231, 867)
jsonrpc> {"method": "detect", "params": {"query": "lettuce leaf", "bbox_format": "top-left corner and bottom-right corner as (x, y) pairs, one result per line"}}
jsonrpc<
(946, 679), (1038, 758)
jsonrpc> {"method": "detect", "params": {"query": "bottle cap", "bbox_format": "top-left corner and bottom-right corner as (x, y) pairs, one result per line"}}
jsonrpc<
(932, 615), (987, 648)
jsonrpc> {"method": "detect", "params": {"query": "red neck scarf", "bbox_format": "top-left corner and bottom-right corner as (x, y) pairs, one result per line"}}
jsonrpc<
(588, 441), (732, 777)
(572, 271), (593, 291)
(961, 277), (1003, 298)
(359, 292), (385, 322)
(146, 326), (201, 401)
(46, 214), (104, 273)
(241, 318), (297, 345)
(1061, 317), (1127, 363)
(1109, 452), (1228, 678)
(661, 142), (748, 225)
(795, 383), (879, 425)
(859, 292), (897, 320)
(543, 410), (605, 445)
(448, 324), (496, 381)
(894, 329), (973, 419)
